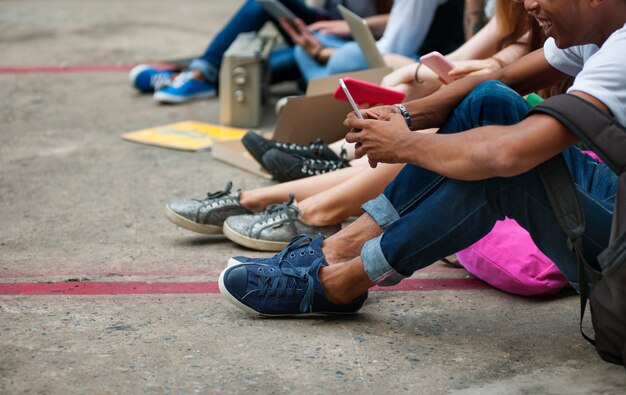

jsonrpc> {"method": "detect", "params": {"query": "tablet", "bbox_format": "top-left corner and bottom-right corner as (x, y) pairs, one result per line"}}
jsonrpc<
(258, 0), (298, 23)
(337, 5), (386, 69)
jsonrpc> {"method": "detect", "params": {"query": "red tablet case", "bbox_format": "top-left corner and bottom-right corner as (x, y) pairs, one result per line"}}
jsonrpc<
(333, 77), (405, 105)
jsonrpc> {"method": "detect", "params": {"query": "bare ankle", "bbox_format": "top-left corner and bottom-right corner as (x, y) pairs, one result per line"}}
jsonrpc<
(318, 261), (373, 304)
(299, 209), (340, 228)
(238, 191), (265, 212)
(322, 237), (359, 264)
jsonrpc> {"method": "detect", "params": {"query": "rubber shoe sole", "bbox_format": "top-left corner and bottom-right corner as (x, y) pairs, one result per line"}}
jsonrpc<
(164, 204), (222, 234)
(218, 268), (270, 316)
(223, 221), (288, 252)
(128, 64), (151, 91)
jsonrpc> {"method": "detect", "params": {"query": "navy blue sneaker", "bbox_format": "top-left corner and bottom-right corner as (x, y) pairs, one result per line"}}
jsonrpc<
(219, 257), (367, 316)
(129, 64), (175, 93)
(226, 234), (324, 267)
(153, 71), (216, 103)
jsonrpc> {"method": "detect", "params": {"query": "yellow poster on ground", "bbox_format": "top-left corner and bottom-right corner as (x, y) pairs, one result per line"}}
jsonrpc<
(121, 121), (248, 151)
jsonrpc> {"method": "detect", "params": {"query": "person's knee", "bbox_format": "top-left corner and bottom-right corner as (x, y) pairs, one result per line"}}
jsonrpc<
(470, 81), (527, 109)
(247, 0), (265, 15)
(463, 80), (531, 124)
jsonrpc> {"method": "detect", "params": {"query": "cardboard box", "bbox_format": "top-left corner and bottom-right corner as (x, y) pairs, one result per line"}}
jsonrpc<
(212, 67), (391, 176)
(211, 138), (273, 179)
(273, 67), (391, 144)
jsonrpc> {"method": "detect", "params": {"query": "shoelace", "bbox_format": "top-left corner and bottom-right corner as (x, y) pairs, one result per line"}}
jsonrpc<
(151, 72), (172, 91)
(256, 258), (318, 313)
(300, 148), (349, 175)
(255, 194), (298, 227)
(273, 234), (320, 263)
(169, 71), (194, 88)
(275, 138), (327, 155)
(193, 181), (239, 221)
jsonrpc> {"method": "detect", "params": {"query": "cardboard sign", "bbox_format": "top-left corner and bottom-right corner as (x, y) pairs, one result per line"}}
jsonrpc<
(121, 121), (248, 151)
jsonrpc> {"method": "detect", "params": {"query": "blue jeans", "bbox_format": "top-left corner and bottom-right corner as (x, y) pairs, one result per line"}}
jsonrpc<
(189, 0), (324, 84)
(293, 34), (357, 82)
(295, 40), (420, 83)
(361, 81), (617, 288)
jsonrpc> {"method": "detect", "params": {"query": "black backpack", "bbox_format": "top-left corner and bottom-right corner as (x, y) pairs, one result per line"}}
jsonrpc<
(528, 94), (626, 368)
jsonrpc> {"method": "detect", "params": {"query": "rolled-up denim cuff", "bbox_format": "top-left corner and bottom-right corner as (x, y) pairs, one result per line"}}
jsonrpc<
(189, 58), (218, 83)
(362, 236), (407, 286)
(361, 194), (400, 230)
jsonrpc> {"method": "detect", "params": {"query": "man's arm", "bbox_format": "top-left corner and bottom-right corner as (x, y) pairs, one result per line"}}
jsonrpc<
(345, 91), (610, 179)
(401, 49), (569, 131)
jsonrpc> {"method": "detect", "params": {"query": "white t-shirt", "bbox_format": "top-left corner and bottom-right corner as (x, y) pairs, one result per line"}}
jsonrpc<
(543, 22), (626, 126)
(376, 0), (448, 56)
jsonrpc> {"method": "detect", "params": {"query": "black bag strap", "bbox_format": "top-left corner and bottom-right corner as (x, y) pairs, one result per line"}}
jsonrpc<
(536, 155), (599, 344)
(526, 94), (622, 345)
(530, 94), (626, 175)
(530, 94), (626, 249)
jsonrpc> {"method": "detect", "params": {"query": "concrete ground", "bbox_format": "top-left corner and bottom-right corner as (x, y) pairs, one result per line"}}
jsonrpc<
(1, 0), (624, 393)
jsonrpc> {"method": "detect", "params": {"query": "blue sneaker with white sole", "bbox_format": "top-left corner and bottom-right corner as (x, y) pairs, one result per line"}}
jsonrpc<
(227, 234), (324, 267)
(219, 256), (367, 316)
(153, 71), (216, 103)
(129, 64), (175, 93)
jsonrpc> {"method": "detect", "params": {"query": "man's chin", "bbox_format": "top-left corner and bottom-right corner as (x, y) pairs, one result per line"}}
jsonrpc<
(553, 38), (577, 49)
(552, 35), (573, 49)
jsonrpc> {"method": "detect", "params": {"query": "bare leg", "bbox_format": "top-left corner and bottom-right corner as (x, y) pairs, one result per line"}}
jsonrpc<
(322, 213), (382, 264)
(328, 139), (355, 159)
(238, 165), (364, 211)
(239, 132), (434, 217)
(299, 163), (404, 226)
(319, 257), (374, 304)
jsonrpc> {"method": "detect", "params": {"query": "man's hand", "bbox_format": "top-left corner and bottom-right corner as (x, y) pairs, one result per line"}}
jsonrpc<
(308, 20), (352, 37)
(344, 109), (413, 168)
(351, 104), (398, 121)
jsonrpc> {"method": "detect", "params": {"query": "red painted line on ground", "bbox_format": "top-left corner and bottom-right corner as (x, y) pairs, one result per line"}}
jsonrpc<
(0, 65), (137, 74)
(0, 261), (459, 279)
(0, 278), (489, 296)
(0, 281), (218, 295)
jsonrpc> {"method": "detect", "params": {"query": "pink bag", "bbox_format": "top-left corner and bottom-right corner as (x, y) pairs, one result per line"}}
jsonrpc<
(456, 218), (569, 296)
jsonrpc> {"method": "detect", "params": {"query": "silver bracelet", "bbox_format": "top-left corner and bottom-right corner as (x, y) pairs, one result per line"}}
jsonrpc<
(414, 62), (424, 84)
(393, 104), (411, 128)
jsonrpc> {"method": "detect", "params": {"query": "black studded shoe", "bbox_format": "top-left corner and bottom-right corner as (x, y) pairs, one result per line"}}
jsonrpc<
(242, 131), (339, 170)
(261, 149), (350, 182)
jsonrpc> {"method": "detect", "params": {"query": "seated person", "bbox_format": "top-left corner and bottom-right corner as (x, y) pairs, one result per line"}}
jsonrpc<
(282, 0), (466, 82)
(129, 0), (389, 103)
(216, 0), (625, 316)
(165, 0), (541, 250)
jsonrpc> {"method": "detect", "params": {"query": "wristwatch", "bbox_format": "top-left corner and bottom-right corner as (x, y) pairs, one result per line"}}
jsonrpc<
(393, 104), (411, 128)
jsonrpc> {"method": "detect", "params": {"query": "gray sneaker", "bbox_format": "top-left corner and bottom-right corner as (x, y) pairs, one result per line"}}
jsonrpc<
(223, 195), (341, 251)
(165, 181), (251, 234)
